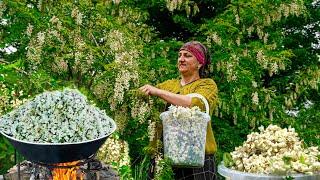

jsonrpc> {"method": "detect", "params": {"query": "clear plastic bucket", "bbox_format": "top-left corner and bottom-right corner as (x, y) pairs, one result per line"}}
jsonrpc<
(160, 93), (210, 167)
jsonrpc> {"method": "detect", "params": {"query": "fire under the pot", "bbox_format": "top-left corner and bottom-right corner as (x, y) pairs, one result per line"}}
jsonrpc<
(3, 158), (119, 180)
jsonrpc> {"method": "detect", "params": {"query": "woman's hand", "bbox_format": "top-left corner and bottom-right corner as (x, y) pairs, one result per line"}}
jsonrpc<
(139, 84), (160, 96)
(140, 84), (192, 107)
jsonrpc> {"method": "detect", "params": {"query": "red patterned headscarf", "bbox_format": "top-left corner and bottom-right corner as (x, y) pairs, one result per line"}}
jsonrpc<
(180, 41), (207, 65)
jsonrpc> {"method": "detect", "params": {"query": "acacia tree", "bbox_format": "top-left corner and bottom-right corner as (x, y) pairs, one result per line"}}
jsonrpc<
(0, 0), (155, 177)
(118, 0), (319, 178)
(200, 0), (319, 150)
(122, 0), (319, 177)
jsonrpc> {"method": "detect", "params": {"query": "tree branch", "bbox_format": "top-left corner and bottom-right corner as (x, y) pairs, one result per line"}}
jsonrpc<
(0, 59), (9, 64)
(90, 33), (105, 56)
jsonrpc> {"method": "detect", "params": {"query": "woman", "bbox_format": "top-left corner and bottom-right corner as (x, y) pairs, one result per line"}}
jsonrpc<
(140, 41), (218, 180)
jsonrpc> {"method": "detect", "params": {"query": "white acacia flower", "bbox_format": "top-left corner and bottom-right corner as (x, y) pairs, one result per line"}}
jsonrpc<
(252, 92), (259, 105)
(37, 32), (45, 45)
(0, 88), (115, 143)
(26, 23), (33, 37)
(161, 105), (208, 166)
(229, 124), (320, 174)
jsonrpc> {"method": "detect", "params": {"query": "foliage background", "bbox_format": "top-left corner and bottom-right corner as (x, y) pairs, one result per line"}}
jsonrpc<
(0, 0), (319, 179)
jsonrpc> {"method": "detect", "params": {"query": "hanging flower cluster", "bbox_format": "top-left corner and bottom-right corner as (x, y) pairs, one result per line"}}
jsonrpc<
(97, 136), (131, 169)
(228, 125), (320, 175)
(106, 30), (140, 110)
(0, 80), (28, 116)
(0, 1), (5, 19)
(0, 88), (115, 143)
(165, 0), (200, 16)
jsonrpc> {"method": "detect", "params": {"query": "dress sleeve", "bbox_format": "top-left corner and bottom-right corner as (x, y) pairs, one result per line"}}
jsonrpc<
(191, 79), (218, 116)
(155, 79), (175, 91)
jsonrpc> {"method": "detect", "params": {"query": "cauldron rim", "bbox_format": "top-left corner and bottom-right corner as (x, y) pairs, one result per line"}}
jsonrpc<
(0, 119), (116, 146)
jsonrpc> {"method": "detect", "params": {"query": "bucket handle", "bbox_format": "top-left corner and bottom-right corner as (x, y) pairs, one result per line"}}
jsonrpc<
(187, 93), (209, 115)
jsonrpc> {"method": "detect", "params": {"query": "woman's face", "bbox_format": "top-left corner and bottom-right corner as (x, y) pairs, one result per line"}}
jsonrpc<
(178, 50), (201, 75)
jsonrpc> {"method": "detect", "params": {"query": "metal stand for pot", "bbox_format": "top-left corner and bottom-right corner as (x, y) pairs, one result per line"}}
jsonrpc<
(14, 149), (21, 180)
(12, 153), (100, 180)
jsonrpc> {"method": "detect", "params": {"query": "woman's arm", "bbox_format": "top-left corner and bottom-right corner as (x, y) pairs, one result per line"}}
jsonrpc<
(139, 84), (192, 107)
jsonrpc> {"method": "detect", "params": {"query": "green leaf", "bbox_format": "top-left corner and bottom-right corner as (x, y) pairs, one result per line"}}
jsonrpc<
(223, 152), (234, 167)
(282, 156), (292, 165)
(299, 155), (305, 164)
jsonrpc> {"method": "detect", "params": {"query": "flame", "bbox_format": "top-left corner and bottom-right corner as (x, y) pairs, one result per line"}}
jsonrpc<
(52, 161), (84, 180)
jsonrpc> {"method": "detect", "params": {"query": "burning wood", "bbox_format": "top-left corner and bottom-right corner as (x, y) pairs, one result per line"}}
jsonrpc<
(3, 160), (119, 180)
(52, 161), (83, 180)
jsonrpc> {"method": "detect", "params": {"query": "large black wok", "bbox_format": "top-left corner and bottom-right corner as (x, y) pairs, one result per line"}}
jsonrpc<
(0, 120), (116, 164)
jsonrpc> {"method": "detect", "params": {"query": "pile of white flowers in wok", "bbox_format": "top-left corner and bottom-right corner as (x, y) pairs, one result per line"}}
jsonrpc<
(161, 105), (209, 167)
(0, 88), (115, 143)
(227, 125), (320, 175)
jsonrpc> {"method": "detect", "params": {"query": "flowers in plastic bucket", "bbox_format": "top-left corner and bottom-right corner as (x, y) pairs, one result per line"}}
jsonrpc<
(160, 105), (210, 167)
